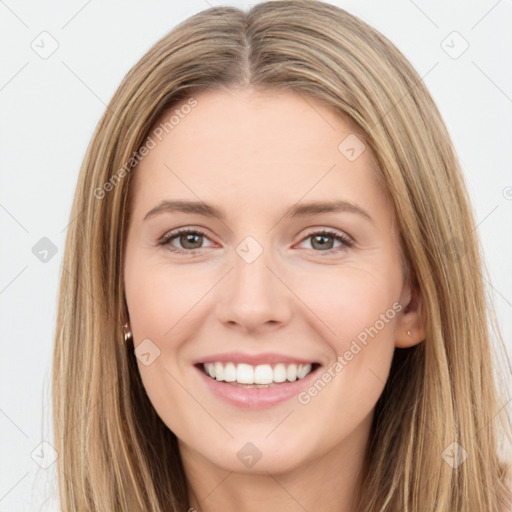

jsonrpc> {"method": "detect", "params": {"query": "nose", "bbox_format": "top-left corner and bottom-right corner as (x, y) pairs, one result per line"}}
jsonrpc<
(215, 241), (292, 333)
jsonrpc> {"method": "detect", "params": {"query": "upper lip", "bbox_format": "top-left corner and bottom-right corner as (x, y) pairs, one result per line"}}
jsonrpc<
(194, 352), (320, 366)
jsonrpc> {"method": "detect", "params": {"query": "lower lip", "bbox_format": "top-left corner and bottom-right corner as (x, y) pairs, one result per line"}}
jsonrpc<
(195, 365), (319, 409)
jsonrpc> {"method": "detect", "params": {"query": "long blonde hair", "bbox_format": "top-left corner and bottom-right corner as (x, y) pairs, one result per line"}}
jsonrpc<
(52, 1), (512, 510)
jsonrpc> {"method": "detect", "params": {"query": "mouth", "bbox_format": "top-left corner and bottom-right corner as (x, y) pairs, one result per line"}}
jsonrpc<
(195, 361), (321, 388)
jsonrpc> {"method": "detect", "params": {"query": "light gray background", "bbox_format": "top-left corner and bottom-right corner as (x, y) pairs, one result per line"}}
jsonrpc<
(1, 0), (511, 510)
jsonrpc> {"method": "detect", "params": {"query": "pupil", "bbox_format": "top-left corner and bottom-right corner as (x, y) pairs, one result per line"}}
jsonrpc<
(183, 233), (201, 248)
(313, 234), (333, 250)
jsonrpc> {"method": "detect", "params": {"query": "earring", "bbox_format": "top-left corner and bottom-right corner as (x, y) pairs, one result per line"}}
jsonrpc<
(407, 330), (412, 337)
(123, 322), (133, 343)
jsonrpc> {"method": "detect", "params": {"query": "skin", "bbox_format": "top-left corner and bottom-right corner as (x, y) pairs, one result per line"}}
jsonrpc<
(123, 87), (426, 512)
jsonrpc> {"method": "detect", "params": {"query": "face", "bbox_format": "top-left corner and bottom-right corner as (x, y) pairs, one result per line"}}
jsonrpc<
(123, 87), (422, 476)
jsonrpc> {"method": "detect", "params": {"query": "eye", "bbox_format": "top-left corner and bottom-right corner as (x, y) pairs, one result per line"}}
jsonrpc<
(158, 228), (214, 254)
(158, 227), (354, 256)
(297, 229), (354, 255)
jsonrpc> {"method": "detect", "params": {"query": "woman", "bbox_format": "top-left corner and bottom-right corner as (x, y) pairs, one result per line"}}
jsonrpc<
(52, 1), (512, 510)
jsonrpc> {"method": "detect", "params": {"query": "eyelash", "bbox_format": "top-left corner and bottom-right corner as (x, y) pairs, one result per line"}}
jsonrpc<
(158, 228), (354, 256)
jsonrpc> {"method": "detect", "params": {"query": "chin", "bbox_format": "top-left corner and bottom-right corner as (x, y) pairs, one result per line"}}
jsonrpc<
(195, 434), (316, 475)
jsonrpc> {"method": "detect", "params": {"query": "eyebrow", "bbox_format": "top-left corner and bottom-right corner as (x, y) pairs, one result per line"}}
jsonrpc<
(143, 199), (373, 223)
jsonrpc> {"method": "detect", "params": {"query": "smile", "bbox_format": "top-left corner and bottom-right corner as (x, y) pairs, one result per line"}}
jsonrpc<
(195, 361), (322, 409)
(201, 362), (317, 386)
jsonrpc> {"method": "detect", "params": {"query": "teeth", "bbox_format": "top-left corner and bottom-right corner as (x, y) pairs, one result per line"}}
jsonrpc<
(286, 364), (297, 382)
(237, 363), (254, 384)
(203, 362), (313, 384)
(223, 362), (237, 382)
(214, 362), (224, 381)
(273, 363), (287, 383)
(254, 364), (273, 384)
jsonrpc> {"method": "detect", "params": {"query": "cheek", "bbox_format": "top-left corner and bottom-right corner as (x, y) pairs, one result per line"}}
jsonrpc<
(293, 264), (400, 414)
(124, 259), (206, 435)
(124, 256), (209, 341)
(295, 260), (401, 346)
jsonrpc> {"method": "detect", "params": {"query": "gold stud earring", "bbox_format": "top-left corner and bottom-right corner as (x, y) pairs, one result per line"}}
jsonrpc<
(123, 322), (133, 343)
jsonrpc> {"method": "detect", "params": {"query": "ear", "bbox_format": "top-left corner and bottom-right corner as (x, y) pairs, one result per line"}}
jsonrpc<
(395, 280), (426, 348)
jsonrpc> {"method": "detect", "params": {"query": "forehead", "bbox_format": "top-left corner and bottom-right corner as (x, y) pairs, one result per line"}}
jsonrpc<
(130, 87), (387, 218)
(150, 87), (363, 160)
